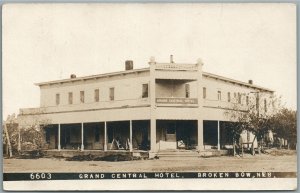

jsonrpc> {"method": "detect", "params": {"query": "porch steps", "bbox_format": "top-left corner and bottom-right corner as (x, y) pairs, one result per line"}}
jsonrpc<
(156, 150), (200, 160)
(199, 149), (229, 157)
(157, 149), (230, 160)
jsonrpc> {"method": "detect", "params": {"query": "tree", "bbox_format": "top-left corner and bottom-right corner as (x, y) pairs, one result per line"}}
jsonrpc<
(3, 113), (51, 156)
(224, 92), (281, 155)
(3, 114), (19, 156)
(270, 108), (297, 149)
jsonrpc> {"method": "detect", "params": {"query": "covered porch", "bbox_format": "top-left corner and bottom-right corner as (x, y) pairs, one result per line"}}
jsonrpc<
(43, 120), (151, 152)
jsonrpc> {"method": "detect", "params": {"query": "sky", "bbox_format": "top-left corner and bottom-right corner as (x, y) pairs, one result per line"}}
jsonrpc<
(2, 3), (297, 119)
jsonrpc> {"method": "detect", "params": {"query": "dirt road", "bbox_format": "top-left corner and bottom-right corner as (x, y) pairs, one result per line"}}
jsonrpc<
(3, 154), (297, 173)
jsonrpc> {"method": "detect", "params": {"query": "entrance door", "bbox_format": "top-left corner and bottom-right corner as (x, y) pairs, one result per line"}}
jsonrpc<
(166, 128), (176, 142)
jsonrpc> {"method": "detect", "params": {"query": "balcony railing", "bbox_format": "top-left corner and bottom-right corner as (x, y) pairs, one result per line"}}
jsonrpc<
(155, 63), (198, 71)
(156, 97), (198, 105)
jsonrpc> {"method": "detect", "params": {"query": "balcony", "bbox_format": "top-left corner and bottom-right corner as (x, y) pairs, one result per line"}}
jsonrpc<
(155, 63), (198, 71)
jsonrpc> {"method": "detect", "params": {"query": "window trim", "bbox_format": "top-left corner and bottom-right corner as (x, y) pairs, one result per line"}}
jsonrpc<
(55, 93), (60, 105)
(238, 93), (241, 104)
(203, 87), (206, 99)
(68, 92), (73, 105)
(185, 84), (190, 98)
(264, 99), (267, 112)
(109, 87), (115, 101)
(94, 89), (100, 102)
(227, 92), (231, 102)
(217, 91), (221, 101)
(80, 91), (85, 103)
(142, 84), (149, 98)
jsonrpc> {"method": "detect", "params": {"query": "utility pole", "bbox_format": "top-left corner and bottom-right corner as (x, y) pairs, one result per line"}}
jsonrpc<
(4, 121), (13, 157)
(18, 126), (21, 152)
(256, 92), (260, 117)
(251, 91), (260, 155)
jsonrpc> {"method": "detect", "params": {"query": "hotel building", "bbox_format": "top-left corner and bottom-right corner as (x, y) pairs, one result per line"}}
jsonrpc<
(18, 56), (274, 157)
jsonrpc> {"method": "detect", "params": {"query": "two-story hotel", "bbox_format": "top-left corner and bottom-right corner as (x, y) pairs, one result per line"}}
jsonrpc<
(18, 56), (274, 157)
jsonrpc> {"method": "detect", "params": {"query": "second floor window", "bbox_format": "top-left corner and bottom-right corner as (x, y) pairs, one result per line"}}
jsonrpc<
(94, 89), (99, 102)
(227, 92), (231, 102)
(238, 93), (241, 104)
(185, 84), (190, 98)
(246, 96), (249, 105)
(203, 87), (206, 99)
(80, 91), (85, 103)
(142, 84), (149, 98)
(109, 87), (114, 101)
(264, 99), (267, 112)
(68, 92), (73, 104)
(56, 93), (60, 105)
(217, 91), (221, 101)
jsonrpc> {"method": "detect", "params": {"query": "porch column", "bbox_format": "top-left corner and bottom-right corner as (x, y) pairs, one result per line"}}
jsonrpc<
(129, 120), (133, 152)
(217, 121), (220, 150)
(149, 59), (157, 154)
(104, 122), (107, 151)
(81, 123), (84, 151)
(58, 124), (61, 151)
(197, 119), (204, 150)
(150, 119), (156, 152)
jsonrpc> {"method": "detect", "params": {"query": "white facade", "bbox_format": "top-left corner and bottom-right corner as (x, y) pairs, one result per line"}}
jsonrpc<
(18, 57), (274, 154)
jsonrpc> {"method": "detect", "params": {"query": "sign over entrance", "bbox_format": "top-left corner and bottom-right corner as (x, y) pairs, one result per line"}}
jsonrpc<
(156, 98), (198, 104)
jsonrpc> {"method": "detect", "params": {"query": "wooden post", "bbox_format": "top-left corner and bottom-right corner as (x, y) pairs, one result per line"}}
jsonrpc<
(217, 121), (220, 150)
(149, 61), (157, 156)
(129, 120), (133, 152)
(241, 144), (244, 157)
(81, 123), (84, 151)
(150, 118), (156, 152)
(197, 119), (204, 150)
(233, 139), (236, 156)
(58, 124), (61, 151)
(104, 122), (107, 151)
(4, 122), (12, 157)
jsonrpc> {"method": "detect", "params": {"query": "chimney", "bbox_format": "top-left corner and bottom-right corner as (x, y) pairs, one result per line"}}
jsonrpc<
(170, 55), (174, 63)
(248, 80), (253, 84)
(70, 74), (76, 79)
(125, 60), (133, 70)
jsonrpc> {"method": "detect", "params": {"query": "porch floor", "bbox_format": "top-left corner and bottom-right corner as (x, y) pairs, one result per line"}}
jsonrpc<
(42, 149), (149, 158)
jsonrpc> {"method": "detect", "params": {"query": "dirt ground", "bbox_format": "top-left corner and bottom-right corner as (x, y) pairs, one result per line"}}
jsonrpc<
(3, 153), (297, 173)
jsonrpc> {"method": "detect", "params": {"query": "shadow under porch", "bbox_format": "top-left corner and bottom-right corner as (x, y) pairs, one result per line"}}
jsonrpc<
(43, 120), (150, 152)
(203, 120), (236, 150)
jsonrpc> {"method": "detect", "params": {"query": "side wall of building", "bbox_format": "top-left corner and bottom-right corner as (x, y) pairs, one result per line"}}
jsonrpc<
(202, 76), (273, 121)
(40, 71), (150, 108)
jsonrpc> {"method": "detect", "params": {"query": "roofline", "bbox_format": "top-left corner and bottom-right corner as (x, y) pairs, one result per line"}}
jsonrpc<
(35, 66), (274, 93)
(34, 67), (150, 86)
(203, 72), (274, 93)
